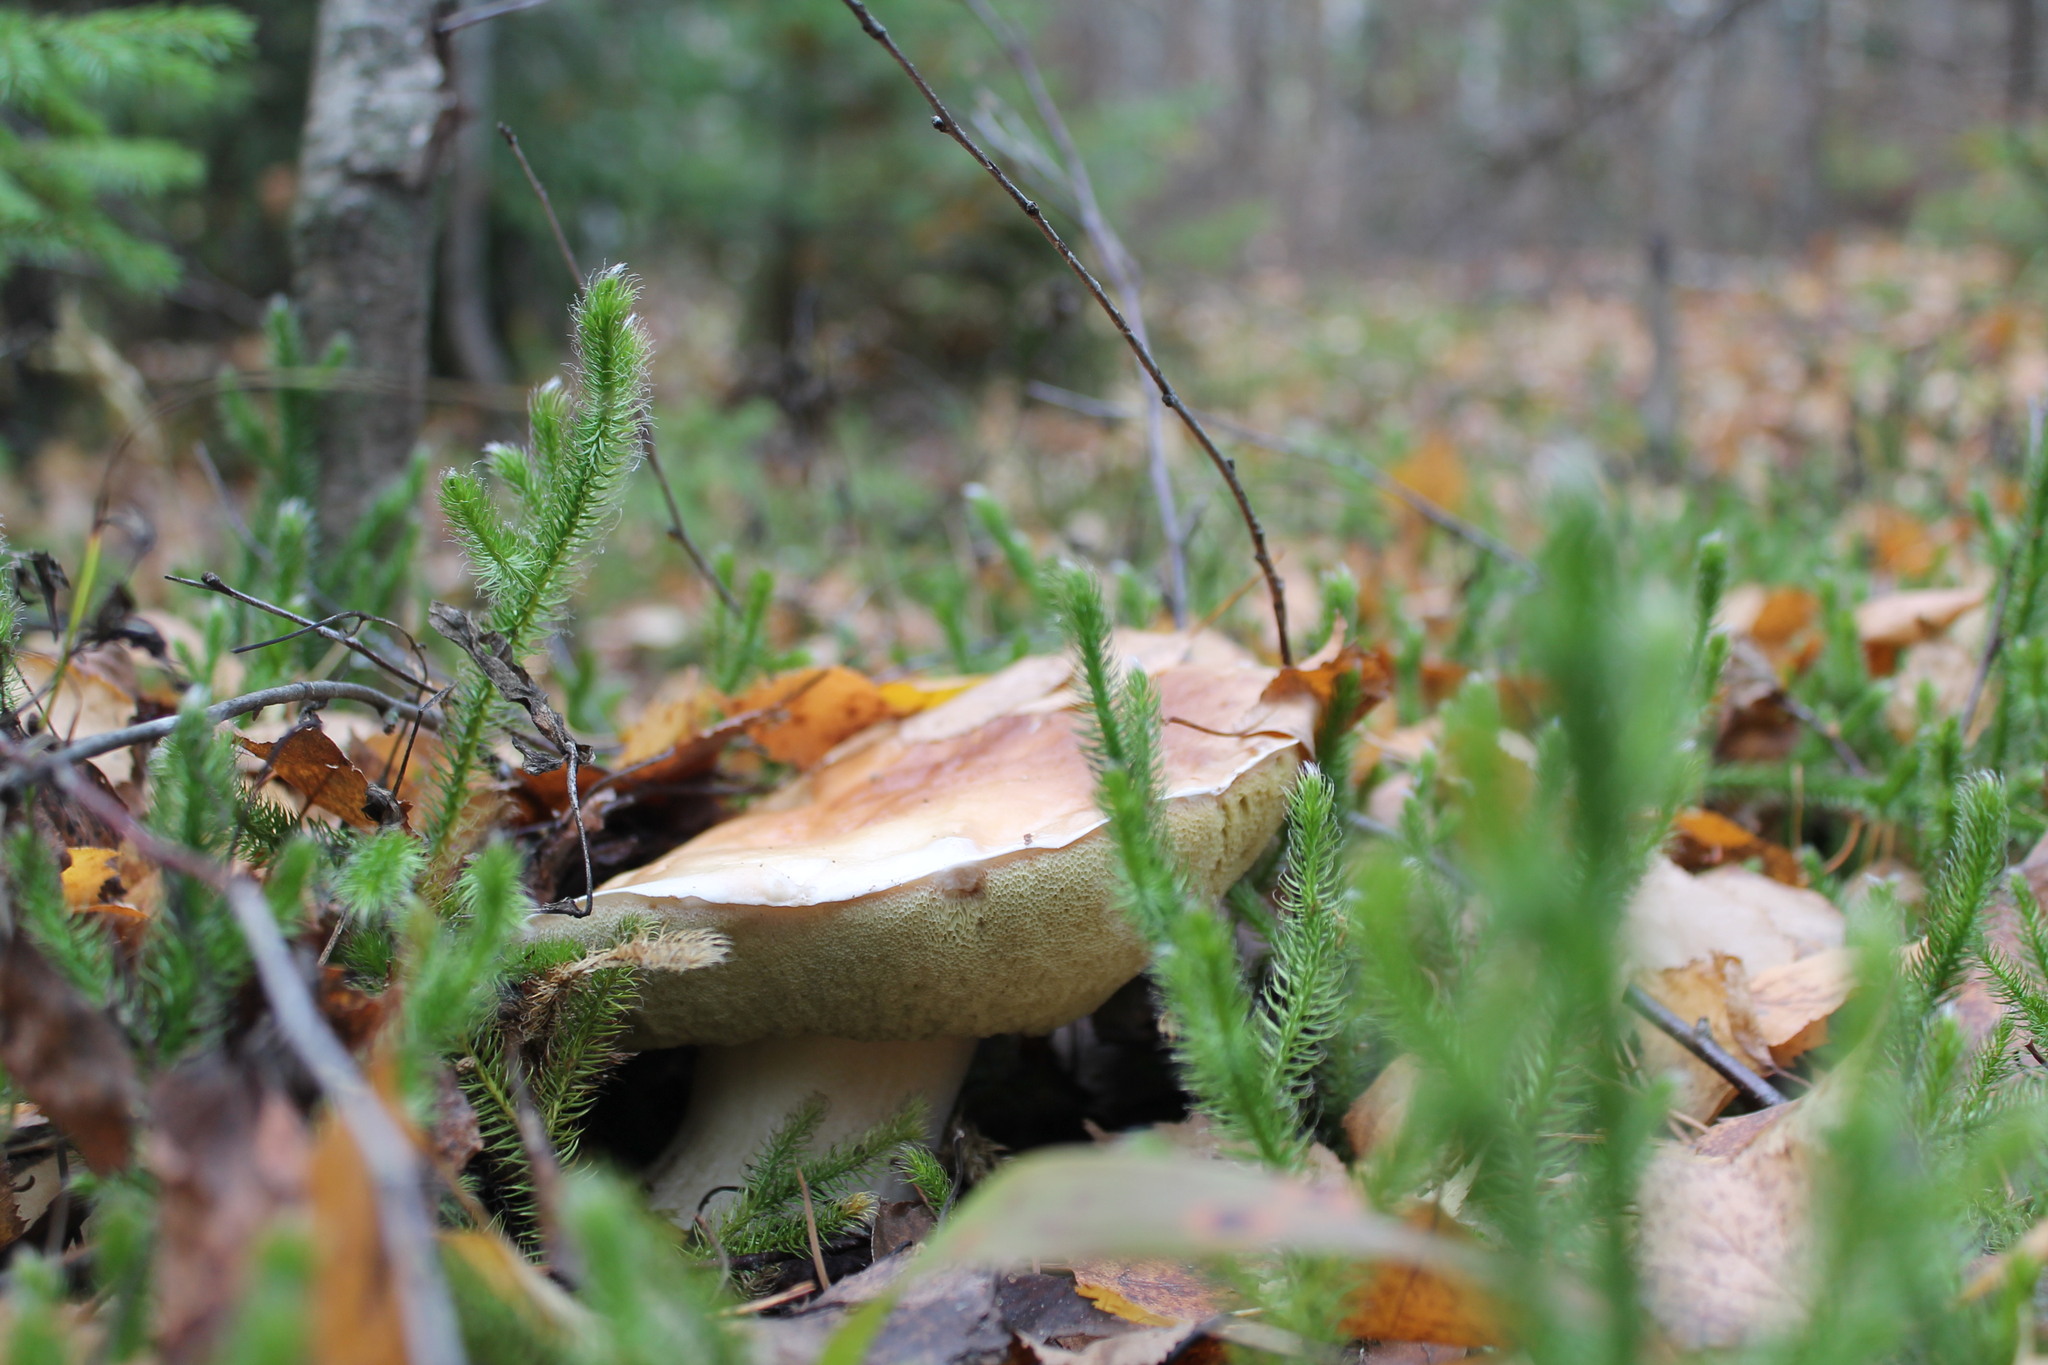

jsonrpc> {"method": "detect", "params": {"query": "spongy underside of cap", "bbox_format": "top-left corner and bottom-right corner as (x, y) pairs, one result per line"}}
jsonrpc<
(557, 748), (1302, 1047)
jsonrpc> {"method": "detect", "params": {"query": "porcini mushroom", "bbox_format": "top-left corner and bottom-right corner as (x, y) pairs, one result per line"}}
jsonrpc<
(546, 631), (1322, 1221)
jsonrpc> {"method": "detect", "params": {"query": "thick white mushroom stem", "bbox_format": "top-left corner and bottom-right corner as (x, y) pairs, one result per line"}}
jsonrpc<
(648, 1035), (978, 1223)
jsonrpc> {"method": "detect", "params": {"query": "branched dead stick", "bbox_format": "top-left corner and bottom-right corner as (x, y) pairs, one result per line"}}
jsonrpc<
(963, 0), (1188, 624)
(168, 572), (432, 691)
(1624, 983), (1786, 1108)
(498, 123), (582, 289)
(836, 0), (1291, 662)
(0, 680), (440, 790)
(1028, 381), (1535, 577)
(8, 752), (467, 1365)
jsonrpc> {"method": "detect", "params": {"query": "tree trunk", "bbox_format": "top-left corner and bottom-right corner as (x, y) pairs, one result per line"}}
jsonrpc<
(291, 0), (452, 541)
(441, 9), (509, 388)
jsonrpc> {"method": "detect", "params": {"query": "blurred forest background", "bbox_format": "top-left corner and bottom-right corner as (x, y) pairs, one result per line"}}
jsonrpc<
(8, 0), (2048, 681)
(9, 0), (2047, 447)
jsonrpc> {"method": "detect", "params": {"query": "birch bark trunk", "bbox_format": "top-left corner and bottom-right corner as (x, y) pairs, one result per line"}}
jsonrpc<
(290, 0), (452, 539)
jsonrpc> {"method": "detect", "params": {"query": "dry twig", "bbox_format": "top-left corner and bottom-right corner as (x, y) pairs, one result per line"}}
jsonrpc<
(962, 0), (1189, 624)
(1624, 983), (1786, 1108)
(835, 0), (1293, 662)
(0, 680), (441, 792)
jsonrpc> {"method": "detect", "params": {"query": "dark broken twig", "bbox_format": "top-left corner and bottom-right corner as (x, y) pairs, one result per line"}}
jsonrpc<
(836, 0), (1292, 662)
(167, 571), (432, 693)
(0, 679), (442, 792)
(1625, 982), (1786, 1108)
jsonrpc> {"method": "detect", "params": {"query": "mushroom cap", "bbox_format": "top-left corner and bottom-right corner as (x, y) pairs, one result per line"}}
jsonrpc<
(553, 632), (1317, 1047)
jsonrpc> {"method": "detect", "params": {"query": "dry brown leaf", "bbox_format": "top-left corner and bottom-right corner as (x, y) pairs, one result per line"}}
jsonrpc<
(879, 677), (979, 716)
(1391, 432), (1468, 514)
(1748, 949), (1854, 1065)
(1626, 860), (1845, 978)
(1071, 1259), (1226, 1327)
(0, 934), (138, 1173)
(1883, 637), (1979, 739)
(1263, 643), (1396, 738)
(239, 724), (409, 831)
(16, 649), (143, 783)
(734, 665), (894, 768)
(309, 1107), (409, 1365)
(1668, 809), (1803, 886)
(1715, 640), (1801, 764)
(1750, 587), (1820, 649)
(1638, 1100), (1817, 1350)
(60, 846), (125, 909)
(616, 669), (721, 766)
(1869, 505), (1939, 577)
(1341, 1205), (1502, 1348)
(345, 729), (441, 811)
(1634, 953), (1773, 1122)
(1854, 585), (1984, 677)
(1344, 1055), (1420, 1161)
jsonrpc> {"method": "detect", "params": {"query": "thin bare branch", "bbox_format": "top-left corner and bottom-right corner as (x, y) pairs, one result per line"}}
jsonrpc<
(642, 426), (743, 616)
(0, 680), (440, 791)
(962, 0), (1189, 625)
(1026, 381), (1536, 577)
(835, 0), (1292, 662)
(1480, 0), (1772, 183)
(1625, 982), (1786, 1108)
(167, 572), (432, 691)
(497, 122), (582, 289)
(495, 128), (740, 620)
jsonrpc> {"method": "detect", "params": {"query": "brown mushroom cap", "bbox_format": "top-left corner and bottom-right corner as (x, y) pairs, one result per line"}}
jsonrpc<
(555, 632), (1318, 1048)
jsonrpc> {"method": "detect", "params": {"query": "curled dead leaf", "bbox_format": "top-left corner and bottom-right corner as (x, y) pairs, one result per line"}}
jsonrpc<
(1668, 808), (1803, 886)
(735, 665), (893, 768)
(1855, 585), (1985, 676)
(239, 723), (410, 831)
(0, 934), (138, 1173)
